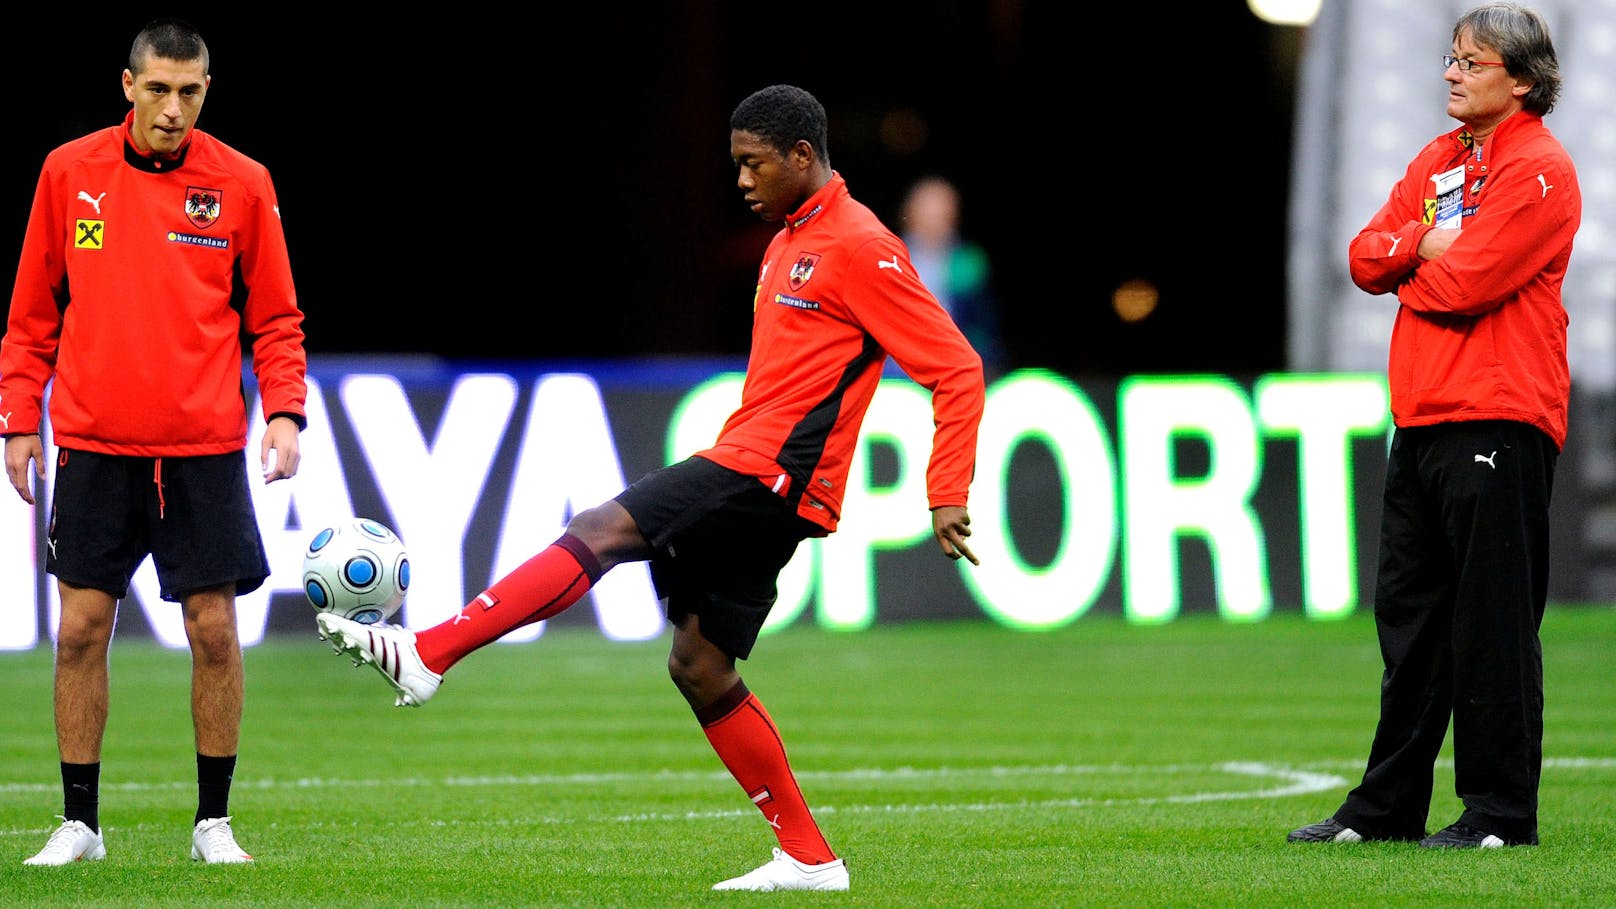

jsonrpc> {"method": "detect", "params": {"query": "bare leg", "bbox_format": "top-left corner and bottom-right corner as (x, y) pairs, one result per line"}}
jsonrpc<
(53, 582), (119, 763)
(181, 584), (243, 756)
(25, 585), (114, 863)
(668, 613), (740, 708)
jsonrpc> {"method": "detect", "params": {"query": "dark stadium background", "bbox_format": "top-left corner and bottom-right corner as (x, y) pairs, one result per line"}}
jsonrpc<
(3, 5), (1301, 378)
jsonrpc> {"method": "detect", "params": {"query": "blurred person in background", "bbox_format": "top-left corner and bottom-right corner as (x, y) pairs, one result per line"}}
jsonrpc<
(1287, 1), (1578, 850)
(900, 175), (1005, 375)
(1, 17), (306, 866)
(313, 84), (985, 892)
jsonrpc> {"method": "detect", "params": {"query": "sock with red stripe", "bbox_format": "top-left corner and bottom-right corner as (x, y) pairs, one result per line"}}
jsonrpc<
(415, 534), (601, 674)
(697, 680), (836, 865)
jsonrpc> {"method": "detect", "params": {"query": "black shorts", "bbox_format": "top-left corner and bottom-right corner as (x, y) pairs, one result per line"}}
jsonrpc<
(614, 455), (820, 660)
(47, 449), (271, 601)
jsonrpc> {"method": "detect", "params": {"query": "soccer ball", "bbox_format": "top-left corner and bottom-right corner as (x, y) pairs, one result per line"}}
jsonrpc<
(301, 518), (410, 625)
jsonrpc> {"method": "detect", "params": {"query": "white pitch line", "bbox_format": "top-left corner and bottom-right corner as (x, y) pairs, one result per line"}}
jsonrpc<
(0, 761), (1329, 795)
(612, 763), (1350, 823)
(4, 755), (1610, 797)
(2, 757), (1612, 838)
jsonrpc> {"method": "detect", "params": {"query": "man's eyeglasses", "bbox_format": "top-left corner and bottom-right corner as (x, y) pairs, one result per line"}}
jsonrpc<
(1443, 54), (1506, 72)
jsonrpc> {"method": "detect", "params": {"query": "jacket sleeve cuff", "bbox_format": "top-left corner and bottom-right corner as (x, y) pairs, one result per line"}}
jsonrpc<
(267, 411), (308, 431)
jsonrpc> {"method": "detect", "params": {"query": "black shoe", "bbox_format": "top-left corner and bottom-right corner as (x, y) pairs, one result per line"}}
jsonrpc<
(1287, 817), (1364, 843)
(1418, 821), (1536, 849)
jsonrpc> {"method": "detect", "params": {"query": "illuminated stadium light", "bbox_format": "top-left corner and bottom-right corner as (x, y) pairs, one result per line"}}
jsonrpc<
(1247, 0), (1320, 26)
(1113, 278), (1160, 323)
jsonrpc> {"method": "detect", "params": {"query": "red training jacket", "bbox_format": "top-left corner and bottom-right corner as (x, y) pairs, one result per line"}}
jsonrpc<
(1, 110), (306, 456)
(1347, 111), (1579, 449)
(698, 172), (986, 532)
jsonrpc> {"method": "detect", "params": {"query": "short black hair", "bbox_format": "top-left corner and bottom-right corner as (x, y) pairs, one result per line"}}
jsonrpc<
(130, 17), (209, 75)
(730, 84), (830, 164)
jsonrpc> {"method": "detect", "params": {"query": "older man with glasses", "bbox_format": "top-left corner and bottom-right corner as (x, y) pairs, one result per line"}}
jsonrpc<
(1287, 1), (1580, 850)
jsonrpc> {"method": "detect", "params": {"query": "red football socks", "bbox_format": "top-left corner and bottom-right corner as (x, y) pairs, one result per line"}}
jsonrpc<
(414, 534), (601, 674)
(698, 680), (836, 866)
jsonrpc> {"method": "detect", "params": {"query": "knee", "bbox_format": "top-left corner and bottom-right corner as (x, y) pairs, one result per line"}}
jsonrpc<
(670, 648), (734, 706)
(183, 593), (241, 659)
(54, 612), (113, 662)
(668, 648), (703, 698)
(190, 621), (240, 660)
(564, 502), (641, 565)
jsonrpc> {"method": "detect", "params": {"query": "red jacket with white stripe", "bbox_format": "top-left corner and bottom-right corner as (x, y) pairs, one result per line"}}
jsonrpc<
(1347, 110), (1579, 448)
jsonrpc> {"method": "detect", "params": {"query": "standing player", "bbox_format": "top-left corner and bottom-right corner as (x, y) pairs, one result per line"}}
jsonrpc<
(2, 19), (307, 865)
(315, 83), (985, 891)
(1287, 2), (1578, 849)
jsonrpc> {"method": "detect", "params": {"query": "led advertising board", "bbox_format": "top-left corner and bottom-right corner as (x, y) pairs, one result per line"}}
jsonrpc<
(0, 360), (1393, 650)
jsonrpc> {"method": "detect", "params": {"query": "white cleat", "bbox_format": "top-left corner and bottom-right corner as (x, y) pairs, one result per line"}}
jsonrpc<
(191, 816), (253, 864)
(23, 817), (105, 866)
(316, 612), (442, 707)
(711, 848), (849, 892)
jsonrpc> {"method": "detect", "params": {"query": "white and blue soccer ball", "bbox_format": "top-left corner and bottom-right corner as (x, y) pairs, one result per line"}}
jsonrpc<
(301, 518), (410, 625)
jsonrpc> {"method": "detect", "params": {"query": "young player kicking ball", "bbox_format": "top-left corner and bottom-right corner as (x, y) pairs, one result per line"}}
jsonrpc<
(316, 83), (985, 892)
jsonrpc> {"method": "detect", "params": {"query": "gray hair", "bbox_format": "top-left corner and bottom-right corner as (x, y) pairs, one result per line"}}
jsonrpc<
(1455, 3), (1561, 114)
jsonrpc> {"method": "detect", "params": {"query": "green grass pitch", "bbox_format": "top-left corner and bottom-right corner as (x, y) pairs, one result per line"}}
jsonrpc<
(1, 605), (1613, 907)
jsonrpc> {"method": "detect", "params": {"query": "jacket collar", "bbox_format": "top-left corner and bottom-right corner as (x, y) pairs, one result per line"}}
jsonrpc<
(1453, 109), (1542, 155)
(121, 109), (194, 173)
(785, 171), (847, 232)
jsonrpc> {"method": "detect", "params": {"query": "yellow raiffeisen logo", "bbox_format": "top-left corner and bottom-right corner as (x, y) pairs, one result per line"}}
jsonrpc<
(1423, 199), (1437, 225)
(75, 219), (105, 250)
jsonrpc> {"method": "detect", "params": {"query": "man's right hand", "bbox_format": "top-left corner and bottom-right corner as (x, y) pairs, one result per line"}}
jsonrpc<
(4, 433), (45, 505)
(931, 505), (979, 566)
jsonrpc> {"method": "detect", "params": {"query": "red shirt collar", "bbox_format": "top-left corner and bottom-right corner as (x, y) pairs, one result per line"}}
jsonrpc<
(121, 109), (195, 163)
(785, 171), (847, 232)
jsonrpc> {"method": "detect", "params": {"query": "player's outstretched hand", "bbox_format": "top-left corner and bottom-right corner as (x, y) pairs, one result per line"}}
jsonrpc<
(931, 505), (979, 566)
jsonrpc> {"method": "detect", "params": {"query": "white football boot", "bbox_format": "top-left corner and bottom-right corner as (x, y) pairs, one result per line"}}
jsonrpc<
(711, 848), (849, 892)
(23, 817), (105, 866)
(316, 612), (442, 707)
(191, 816), (253, 863)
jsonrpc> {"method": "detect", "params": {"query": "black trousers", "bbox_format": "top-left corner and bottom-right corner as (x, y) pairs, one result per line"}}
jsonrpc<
(1335, 420), (1556, 843)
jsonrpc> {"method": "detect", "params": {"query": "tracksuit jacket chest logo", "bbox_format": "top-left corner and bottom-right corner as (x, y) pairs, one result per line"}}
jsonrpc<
(75, 221), (104, 249)
(185, 186), (222, 229)
(789, 253), (820, 291)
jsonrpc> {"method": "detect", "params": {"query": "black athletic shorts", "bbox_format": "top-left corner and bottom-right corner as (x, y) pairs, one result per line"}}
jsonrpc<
(47, 448), (271, 601)
(613, 455), (822, 660)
